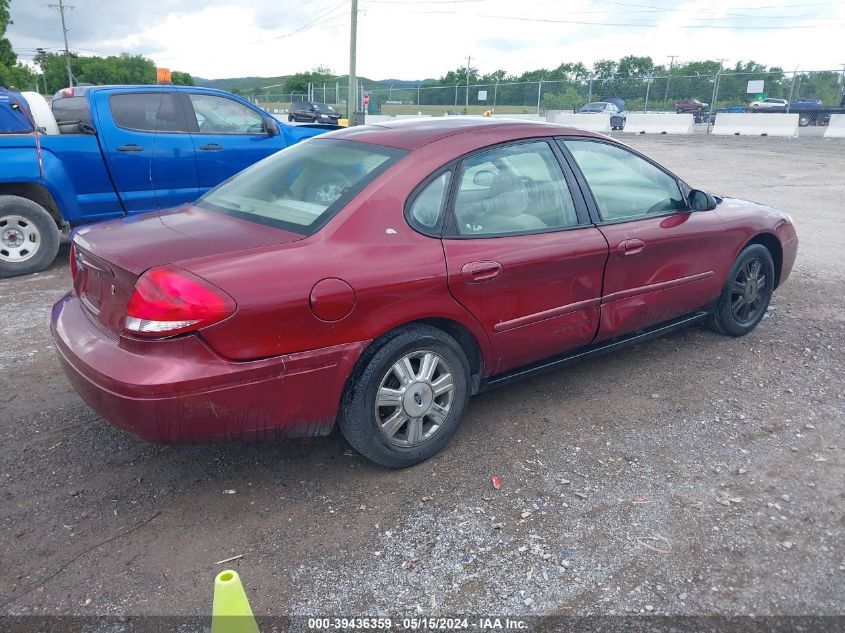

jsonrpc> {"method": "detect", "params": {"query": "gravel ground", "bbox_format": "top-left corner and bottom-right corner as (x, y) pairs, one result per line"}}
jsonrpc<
(1, 135), (843, 620)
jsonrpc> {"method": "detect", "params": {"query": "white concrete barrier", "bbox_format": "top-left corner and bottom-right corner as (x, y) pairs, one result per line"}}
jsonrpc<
(623, 113), (694, 135)
(496, 113), (542, 121)
(393, 114), (432, 120)
(823, 114), (845, 138)
(364, 114), (392, 124)
(546, 112), (611, 133)
(712, 113), (799, 137)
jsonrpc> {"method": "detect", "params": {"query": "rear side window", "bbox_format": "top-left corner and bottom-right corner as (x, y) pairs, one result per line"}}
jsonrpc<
(409, 172), (451, 231)
(198, 139), (407, 235)
(453, 141), (578, 236)
(109, 93), (186, 132)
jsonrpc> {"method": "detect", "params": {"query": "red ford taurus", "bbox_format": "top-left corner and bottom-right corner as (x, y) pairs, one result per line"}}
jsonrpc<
(51, 118), (798, 467)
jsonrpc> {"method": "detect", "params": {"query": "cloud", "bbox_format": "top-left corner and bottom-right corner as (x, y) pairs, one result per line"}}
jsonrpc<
(6, 0), (845, 80)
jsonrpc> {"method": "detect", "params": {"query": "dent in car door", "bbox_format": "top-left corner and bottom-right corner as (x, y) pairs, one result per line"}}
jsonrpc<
(441, 140), (609, 374)
(560, 138), (728, 341)
(94, 89), (199, 212)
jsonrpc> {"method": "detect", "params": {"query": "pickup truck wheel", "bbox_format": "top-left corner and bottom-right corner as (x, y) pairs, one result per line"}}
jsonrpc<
(0, 196), (61, 279)
(798, 114), (811, 127)
(338, 324), (471, 468)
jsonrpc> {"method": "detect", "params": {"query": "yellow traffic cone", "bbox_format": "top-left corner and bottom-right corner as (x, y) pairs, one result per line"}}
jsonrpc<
(211, 569), (260, 633)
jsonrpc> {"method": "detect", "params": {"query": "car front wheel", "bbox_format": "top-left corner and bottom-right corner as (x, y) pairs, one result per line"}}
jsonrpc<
(339, 324), (471, 468)
(709, 244), (775, 337)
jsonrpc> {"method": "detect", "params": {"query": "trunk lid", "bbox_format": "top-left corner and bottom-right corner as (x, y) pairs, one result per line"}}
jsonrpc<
(72, 205), (305, 336)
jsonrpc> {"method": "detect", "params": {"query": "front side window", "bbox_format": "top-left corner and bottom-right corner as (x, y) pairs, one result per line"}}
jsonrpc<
(453, 141), (578, 236)
(563, 140), (684, 222)
(197, 139), (406, 235)
(189, 94), (265, 135)
(110, 93), (185, 132)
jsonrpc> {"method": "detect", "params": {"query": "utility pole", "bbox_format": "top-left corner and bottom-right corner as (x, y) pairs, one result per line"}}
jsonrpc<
(48, 0), (74, 88)
(664, 55), (677, 104)
(706, 59), (727, 135)
(465, 55), (471, 113)
(348, 0), (358, 125)
(838, 63), (845, 105)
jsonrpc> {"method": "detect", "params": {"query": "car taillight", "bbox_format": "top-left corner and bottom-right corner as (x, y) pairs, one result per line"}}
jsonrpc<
(123, 266), (235, 337)
(69, 243), (78, 282)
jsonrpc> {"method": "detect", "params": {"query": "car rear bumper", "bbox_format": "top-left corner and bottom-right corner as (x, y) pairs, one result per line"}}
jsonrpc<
(51, 294), (368, 443)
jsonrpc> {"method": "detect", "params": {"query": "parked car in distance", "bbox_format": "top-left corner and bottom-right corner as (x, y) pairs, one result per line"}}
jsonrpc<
(288, 101), (341, 124)
(0, 85), (333, 278)
(749, 98), (788, 110)
(675, 98), (709, 113)
(578, 102), (626, 130)
(52, 118), (798, 468)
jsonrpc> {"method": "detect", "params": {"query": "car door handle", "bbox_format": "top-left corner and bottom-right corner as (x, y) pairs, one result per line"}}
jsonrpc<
(617, 239), (646, 256)
(115, 144), (143, 152)
(461, 261), (502, 283)
(199, 143), (224, 151)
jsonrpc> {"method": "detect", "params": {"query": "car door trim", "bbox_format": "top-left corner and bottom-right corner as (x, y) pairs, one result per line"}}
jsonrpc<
(483, 310), (710, 390)
(493, 296), (602, 333)
(600, 270), (714, 304)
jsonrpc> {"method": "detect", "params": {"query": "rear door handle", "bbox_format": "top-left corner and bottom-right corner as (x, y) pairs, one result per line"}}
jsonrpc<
(617, 239), (646, 256)
(116, 144), (143, 152)
(461, 261), (502, 283)
(199, 143), (224, 151)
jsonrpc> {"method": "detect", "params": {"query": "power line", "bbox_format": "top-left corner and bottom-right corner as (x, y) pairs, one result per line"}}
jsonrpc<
(249, 1), (347, 44)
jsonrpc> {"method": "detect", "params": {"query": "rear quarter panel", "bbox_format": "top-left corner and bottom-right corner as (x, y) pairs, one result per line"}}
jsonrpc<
(178, 145), (497, 369)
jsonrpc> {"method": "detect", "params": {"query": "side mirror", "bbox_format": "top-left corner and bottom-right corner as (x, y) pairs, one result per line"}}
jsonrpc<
(264, 116), (280, 136)
(689, 189), (717, 211)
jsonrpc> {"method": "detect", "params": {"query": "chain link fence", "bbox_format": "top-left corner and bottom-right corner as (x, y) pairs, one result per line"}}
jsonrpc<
(249, 70), (844, 129)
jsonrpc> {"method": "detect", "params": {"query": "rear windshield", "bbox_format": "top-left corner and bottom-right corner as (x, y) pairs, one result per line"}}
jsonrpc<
(197, 139), (406, 235)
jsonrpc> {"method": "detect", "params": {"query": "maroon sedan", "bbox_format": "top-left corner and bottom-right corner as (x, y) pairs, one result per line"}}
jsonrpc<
(52, 118), (798, 467)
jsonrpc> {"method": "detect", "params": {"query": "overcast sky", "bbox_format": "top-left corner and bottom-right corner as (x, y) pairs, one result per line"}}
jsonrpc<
(7, 0), (845, 80)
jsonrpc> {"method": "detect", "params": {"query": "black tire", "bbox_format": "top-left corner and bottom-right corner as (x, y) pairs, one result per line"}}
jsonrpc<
(708, 244), (775, 337)
(0, 195), (61, 279)
(798, 114), (810, 127)
(288, 114), (295, 122)
(338, 324), (471, 468)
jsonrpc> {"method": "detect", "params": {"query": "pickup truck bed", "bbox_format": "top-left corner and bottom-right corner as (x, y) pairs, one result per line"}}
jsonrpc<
(0, 84), (334, 277)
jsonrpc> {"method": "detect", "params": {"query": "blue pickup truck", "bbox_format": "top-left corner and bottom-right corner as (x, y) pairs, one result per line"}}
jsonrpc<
(0, 84), (332, 277)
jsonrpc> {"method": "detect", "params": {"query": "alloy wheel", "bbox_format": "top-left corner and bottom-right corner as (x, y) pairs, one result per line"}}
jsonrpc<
(730, 257), (768, 325)
(374, 350), (455, 447)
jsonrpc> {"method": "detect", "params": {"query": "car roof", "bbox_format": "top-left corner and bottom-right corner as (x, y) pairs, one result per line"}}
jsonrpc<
(322, 117), (601, 151)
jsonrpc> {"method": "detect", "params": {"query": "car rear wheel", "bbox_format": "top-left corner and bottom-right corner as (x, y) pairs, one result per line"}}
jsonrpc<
(708, 244), (774, 337)
(338, 324), (470, 468)
(288, 114), (295, 122)
(0, 195), (60, 278)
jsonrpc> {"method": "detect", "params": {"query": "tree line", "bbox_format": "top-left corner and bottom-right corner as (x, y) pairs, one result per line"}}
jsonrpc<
(1, 0), (194, 94)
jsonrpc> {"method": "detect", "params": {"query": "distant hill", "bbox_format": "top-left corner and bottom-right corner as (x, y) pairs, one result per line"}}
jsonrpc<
(193, 75), (438, 94)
